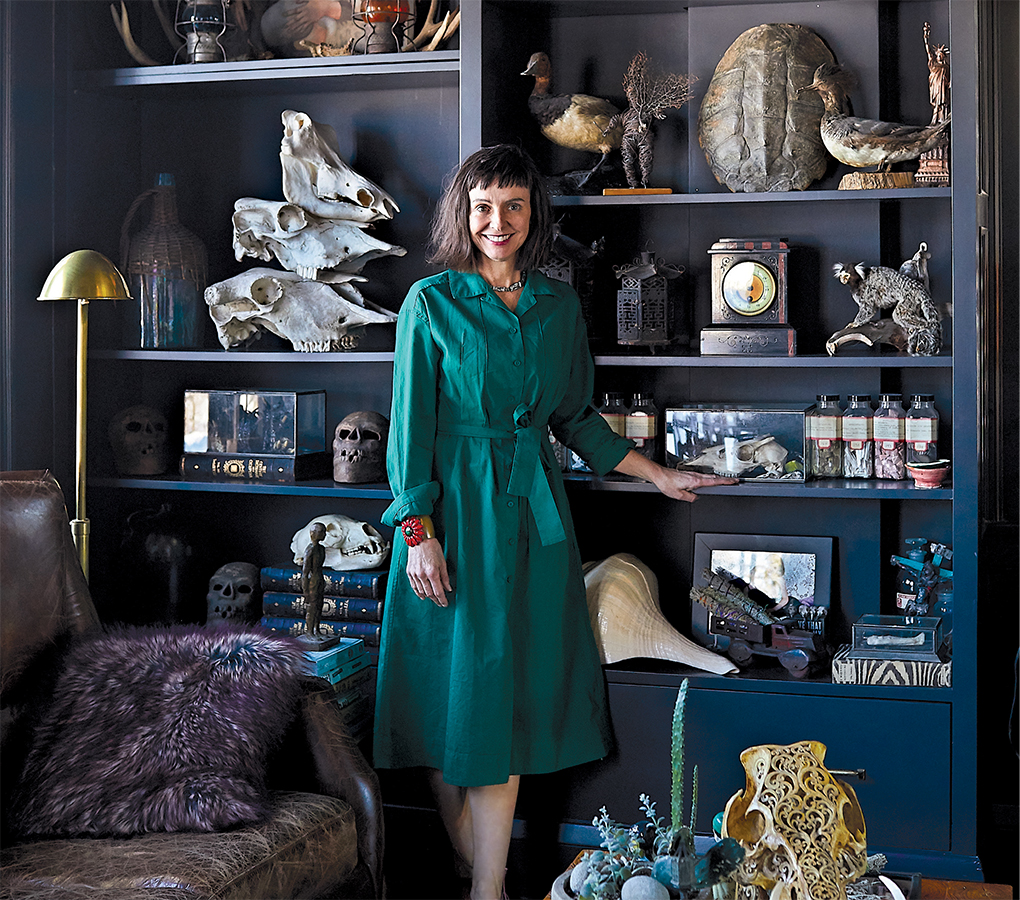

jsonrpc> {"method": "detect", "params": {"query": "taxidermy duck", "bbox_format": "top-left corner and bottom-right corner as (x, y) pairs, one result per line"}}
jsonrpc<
(801, 63), (950, 171)
(521, 51), (624, 187)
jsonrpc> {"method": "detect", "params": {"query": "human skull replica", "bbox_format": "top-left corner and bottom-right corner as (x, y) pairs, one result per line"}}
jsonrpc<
(206, 561), (262, 624)
(721, 741), (867, 900)
(108, 404), (170, 475)
(333, 410), (389, 483)
(291, 513), (391, 570)
(232, 198), (406, 281)
(280, 109), (399, 222)
(205, 267), (397, 351)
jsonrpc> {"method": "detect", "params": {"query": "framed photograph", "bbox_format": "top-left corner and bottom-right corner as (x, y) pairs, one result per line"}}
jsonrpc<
(691, 532), (834, 650)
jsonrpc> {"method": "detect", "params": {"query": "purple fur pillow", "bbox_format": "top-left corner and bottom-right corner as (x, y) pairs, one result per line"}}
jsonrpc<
(11, 625), (305, 837)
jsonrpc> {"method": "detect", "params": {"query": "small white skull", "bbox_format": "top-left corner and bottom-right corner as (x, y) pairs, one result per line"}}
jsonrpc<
(722, 741), (867, 900)
(333, 410), (389, 483)
(108, 405), (169, 475)
(206, 561), (262, 624)
(280, 109), (399, 222)
(204, 267), (397, 351)
(232, 197), (406, 280)
(291, 513), (391, 570)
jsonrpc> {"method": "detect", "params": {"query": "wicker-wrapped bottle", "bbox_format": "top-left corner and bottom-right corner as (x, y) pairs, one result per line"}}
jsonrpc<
(120, 173), (207, 349)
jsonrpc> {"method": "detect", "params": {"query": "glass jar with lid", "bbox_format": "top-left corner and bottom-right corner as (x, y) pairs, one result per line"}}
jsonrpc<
(625, 392), (659, 460)
(806, 394), (843, 478)
(906, 394), (939, 463)
(873, 393), (906, 479)
(842, 394), (874, 478)
(599, 391), (628, 437)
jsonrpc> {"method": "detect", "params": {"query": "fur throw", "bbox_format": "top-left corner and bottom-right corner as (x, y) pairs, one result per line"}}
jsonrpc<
(10, 625), (305, 838)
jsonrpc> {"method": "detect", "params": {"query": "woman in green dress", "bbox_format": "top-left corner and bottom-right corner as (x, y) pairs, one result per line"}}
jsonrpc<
(374, 145), (734, 900)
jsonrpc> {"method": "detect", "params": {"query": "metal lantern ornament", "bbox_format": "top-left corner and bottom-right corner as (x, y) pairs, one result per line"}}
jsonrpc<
(353, 0), (414, 54)
(175, 0), (230, 63)
(614, 250), (683, 349)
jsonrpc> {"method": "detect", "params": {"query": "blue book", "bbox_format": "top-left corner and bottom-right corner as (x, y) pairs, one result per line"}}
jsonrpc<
(261, 616), (381, 648)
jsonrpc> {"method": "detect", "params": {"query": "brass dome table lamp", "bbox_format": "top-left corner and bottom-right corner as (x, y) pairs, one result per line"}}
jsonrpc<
(38, 250), (132, 581)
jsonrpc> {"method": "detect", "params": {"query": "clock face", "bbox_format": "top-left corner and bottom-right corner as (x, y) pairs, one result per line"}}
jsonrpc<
(721, 260), (777, 316)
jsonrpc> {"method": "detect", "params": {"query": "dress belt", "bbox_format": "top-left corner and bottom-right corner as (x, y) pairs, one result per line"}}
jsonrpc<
(437, 403), (566, 547)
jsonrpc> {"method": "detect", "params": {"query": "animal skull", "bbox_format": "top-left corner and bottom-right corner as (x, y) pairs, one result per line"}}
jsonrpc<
(280, 110), (399, 222)
(108, 404), (170, 476)
(205, 268), (397, 351)
(333, 410), (389, 483)
(291, 513), (391, 570)
(722, 741), (867, 900)
(206, 561), (262, 624)
(680, 435), (789, 477)
(232, 198), (406, 280)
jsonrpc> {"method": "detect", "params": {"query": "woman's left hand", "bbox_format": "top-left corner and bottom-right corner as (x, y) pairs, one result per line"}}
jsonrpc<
(613, 449), (738, 502)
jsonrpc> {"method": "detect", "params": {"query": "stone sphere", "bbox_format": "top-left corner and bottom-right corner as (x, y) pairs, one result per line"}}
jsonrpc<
(620, 874), (670, 900)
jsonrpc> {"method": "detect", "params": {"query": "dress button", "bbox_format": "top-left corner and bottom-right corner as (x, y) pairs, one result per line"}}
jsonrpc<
(513, 360), (522, 367)
(510, 327), (518, 335)
(507, 500), (515, 508)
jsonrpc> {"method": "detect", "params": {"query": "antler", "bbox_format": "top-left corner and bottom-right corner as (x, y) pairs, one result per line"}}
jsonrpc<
(110, 0), (182, 66)
(404, 0), (460, 51)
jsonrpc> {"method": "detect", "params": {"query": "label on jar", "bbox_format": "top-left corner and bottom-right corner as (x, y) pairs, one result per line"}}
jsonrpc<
(810, 415), (840, 447)
(600, 412), (626, 436)
(873, 417), (905, 446)
(842, 417), (872, 448)
(625, 413), (656, 439)
(906, 417), (937, 442)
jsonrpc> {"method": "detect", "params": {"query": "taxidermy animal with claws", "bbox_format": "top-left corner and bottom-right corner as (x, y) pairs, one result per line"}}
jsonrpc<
(833, 260), (942, 356)
(522, 51), (624, 188)
(802, 63), (950, 171)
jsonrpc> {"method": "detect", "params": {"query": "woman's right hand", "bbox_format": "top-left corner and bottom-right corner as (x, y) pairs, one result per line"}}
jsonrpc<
(406, 539), (452, 607)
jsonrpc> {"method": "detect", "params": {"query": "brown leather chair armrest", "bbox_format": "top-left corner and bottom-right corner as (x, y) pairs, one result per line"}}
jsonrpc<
(270, 680), (385, 899)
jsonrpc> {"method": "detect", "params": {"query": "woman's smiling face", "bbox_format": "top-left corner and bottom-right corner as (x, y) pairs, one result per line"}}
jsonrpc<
(468, 182), (531, 267)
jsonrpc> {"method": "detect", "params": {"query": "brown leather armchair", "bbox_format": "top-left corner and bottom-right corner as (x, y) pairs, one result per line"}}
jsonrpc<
(0, 470), (384, 900)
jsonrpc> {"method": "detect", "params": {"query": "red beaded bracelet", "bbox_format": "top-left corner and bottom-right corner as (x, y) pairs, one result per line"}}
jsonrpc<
(400, 515), (435, 547)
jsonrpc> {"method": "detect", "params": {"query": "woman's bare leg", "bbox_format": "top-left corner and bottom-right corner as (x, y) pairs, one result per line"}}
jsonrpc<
(428, 768), (474, 874)
(467, 776), (519, 900)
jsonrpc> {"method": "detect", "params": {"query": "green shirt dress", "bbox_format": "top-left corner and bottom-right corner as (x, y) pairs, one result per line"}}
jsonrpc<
(373, 269), (634, 787)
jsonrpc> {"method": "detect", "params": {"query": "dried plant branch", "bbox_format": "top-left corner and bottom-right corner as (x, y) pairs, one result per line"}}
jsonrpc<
(623, 51), (698, 123)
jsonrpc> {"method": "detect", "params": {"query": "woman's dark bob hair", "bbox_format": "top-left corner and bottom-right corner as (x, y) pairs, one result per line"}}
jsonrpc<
(428, 144), (554, 272)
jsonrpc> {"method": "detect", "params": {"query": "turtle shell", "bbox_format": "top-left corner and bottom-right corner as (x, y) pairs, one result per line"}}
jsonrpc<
(698, 23), (835, 192)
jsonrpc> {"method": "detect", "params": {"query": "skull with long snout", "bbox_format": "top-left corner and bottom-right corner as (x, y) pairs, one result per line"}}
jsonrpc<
(721, 741), (867, 900)
(280, 109), (399, 222)
(291, 514), (391, 570)
(232, 198), (406, 281)
(205, 267), (396, 351)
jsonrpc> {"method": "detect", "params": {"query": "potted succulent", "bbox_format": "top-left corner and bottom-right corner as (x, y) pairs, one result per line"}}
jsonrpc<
(551, 680), (743, 900)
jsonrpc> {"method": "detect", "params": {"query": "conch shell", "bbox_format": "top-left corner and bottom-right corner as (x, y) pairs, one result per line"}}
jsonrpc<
(584, 553), (737, 675)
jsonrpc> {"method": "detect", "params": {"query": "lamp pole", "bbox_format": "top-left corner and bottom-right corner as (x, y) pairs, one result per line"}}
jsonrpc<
(38, 250), (132, 583)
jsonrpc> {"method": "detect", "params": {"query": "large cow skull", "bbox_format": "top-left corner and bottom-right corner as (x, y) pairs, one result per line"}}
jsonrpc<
(290, 514), (391, 570)
(232, 198), (406, 281)
(722, 741), (867, 900)
(281, 109), (399, 222)
(205, 268), (396, 351)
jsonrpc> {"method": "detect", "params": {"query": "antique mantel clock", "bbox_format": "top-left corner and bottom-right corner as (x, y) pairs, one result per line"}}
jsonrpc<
(701, 238), (796, 356)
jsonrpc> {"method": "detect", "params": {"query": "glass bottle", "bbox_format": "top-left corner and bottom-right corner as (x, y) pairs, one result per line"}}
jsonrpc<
(626, 392), (660, 461)
(906, 394), (940, 463)
(599, 391), (628, 438)
(806, 394), (843, 478)
(873, 393), (906, 479)
(842, 394), (874, 478)
(121, 173), (208, 349)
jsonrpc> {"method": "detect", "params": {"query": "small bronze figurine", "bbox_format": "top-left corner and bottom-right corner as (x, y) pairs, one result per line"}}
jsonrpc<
(917, 22), (951, 185)
(301, 522), (328, 638)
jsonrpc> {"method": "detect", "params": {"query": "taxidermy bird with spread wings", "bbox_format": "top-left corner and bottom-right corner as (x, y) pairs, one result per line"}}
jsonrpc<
(522, 51), (624, 188)
(801, 63), (950, 171)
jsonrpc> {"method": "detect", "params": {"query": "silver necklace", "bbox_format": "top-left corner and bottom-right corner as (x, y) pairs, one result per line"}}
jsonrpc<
(489, 270), (526, 293)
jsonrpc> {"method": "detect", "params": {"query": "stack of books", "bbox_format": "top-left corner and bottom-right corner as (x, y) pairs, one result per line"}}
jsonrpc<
(258, 564), (386, 658)
(295, 636), (375, 741)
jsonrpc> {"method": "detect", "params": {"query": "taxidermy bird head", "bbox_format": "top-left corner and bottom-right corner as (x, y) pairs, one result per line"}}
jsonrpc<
(801, 63), (950, 171)
(521, 51), (624, 187)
